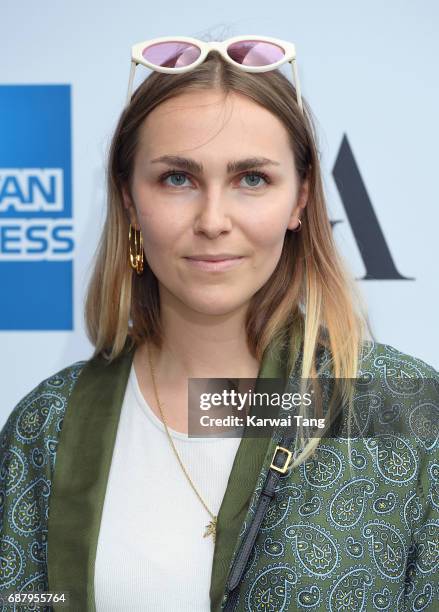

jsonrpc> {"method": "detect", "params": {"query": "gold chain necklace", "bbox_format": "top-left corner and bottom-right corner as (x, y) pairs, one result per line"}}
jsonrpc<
(146, 342), (217, 542)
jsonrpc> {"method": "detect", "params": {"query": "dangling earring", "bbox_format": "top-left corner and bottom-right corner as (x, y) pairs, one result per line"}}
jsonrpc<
(129, 223), (144, 275)
(292, 218), (302, 233)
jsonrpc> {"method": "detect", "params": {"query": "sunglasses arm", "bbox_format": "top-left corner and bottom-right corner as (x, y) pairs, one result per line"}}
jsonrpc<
(125, 60), (137, 108)
(291, 58), (304, 114)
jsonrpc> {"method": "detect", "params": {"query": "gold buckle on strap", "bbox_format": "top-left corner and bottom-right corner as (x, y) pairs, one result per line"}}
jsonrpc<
(270, 445), (293, 474)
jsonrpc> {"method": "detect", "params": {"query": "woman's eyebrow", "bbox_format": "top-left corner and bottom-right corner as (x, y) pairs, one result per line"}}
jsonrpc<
(149, 155), (280, 174)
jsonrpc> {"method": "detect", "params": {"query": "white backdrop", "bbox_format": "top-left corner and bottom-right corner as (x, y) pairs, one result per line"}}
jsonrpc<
(1, 0), (438, 426)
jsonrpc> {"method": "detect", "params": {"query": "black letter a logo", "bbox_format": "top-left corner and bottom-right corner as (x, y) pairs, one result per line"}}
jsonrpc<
(332, 134), (413, 280)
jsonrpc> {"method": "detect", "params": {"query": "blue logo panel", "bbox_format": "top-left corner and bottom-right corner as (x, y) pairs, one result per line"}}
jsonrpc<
(0, 85), (74, 330)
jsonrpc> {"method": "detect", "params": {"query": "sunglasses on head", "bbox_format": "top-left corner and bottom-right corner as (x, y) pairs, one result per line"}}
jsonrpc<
(125, 34), (303, 113)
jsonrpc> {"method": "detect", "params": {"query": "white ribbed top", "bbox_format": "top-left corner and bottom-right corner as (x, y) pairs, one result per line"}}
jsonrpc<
(94, 362), (242, 611)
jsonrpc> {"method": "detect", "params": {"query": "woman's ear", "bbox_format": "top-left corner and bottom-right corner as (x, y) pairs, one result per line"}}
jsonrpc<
(122, 185), (140, 229)
(287, 177), (309, 231)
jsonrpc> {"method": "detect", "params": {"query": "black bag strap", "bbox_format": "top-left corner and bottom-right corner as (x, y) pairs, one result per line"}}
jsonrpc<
(224, 429), (296, 598)
(222, 343), (330, 610)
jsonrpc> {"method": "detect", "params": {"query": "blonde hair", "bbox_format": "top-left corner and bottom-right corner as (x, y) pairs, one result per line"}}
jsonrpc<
(85, 48), (375, 470)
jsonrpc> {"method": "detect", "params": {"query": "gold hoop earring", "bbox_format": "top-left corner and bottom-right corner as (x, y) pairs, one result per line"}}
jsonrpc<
(129, 224), (144, 275)
(292, 218), (302, 233)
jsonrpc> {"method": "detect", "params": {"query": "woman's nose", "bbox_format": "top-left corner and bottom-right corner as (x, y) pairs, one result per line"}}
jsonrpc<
(193, 193), (233, 238)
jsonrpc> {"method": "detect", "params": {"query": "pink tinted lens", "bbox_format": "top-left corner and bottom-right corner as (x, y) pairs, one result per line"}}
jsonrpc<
(226, 40), (285, 66)
(142, 41), (201, 68)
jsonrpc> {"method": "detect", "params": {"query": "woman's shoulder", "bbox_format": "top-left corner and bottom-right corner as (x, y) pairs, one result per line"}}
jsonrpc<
(317, 338), (438, 386)
(0, 358), (89, 447)
(356, 338), (438, 417)
(1, 343), (135, 448)
(356, 339), (438, 456)
(358, 338), (438, 378)
(317, 338), (439, 453)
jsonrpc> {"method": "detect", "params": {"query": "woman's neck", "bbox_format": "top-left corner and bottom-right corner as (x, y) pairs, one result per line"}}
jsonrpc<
(142, 298), (260, 380)
(132, 304), (261, 435)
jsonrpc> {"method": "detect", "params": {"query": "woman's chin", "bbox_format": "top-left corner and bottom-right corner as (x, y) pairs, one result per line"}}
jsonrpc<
(184, 296), (249, 317)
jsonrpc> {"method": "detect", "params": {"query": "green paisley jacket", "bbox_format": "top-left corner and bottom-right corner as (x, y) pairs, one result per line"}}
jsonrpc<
(0, 337), (438, 611)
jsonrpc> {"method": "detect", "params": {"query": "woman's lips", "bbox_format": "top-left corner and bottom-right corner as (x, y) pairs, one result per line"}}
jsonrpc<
(183, 256), (245, 272)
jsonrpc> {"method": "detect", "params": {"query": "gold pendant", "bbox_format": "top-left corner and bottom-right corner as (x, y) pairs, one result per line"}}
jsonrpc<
(203, 516), (217, 542)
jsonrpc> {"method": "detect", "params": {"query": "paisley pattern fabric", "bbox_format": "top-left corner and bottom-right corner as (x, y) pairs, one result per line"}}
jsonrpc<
(221, 342), (439, 611)
(0, 361), (87, 610)
(0, 341), (438, 611)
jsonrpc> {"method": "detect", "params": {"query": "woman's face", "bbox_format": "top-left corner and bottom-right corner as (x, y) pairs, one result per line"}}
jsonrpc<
(123, 89), (308, 317)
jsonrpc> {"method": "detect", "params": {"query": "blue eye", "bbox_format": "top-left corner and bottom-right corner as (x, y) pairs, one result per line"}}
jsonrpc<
(161, 172), (190, 187)
(240, 172), (269, 188)
(159, 169), (271, 189)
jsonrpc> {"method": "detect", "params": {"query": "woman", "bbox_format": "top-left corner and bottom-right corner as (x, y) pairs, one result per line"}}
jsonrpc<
(1, 36), (438, 611)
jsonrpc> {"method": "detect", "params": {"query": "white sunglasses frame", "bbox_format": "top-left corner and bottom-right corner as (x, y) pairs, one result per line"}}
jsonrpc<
(125, 34), (303, 113)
